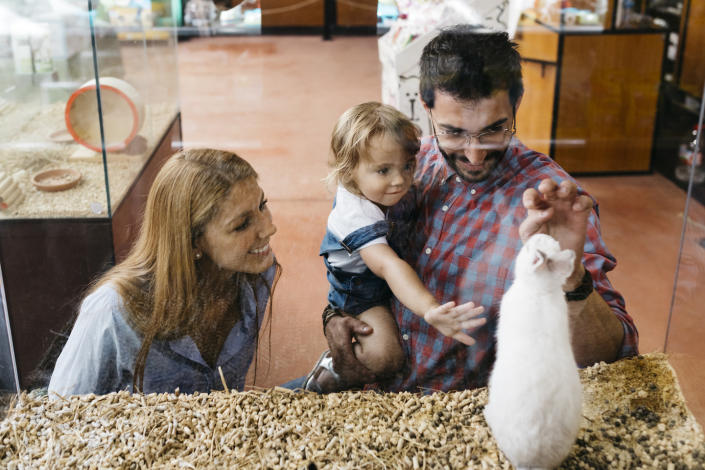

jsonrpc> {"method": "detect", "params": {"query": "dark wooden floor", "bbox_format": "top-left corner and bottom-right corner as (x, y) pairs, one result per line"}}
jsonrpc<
(177, 36), (705, 426)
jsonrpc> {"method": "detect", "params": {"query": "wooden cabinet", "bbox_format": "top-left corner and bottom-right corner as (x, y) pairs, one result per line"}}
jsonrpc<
(261, 0), (377, 29)
(515, 18), (665, 174)
(678, 0), (705, 98)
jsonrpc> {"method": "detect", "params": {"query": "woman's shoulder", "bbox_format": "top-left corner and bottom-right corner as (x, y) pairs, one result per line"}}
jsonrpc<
(77, 283), (134, 333)
(48, 283), (138, 396)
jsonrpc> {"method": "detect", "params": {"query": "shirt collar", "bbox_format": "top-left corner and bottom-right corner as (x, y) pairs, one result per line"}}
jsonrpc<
(166, 318), (249, 369)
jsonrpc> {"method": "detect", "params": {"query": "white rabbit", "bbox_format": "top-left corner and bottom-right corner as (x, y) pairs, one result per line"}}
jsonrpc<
(484, 233), (583, 470)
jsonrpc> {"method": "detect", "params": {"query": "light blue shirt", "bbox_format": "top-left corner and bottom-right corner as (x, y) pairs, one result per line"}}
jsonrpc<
(48, 264), (275, 396)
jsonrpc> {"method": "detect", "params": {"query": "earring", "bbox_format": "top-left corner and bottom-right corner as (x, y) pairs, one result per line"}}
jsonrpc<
(194, 251), (202, 260)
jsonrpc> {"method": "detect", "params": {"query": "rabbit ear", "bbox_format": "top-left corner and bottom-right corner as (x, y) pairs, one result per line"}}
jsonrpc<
(530, 249), (546, 271)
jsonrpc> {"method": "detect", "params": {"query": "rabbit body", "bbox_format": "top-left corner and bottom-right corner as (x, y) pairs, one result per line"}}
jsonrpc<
(484, 234), (583, 470)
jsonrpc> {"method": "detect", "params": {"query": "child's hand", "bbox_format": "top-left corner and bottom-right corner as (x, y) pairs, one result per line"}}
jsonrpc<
(424, 301), (486, 345)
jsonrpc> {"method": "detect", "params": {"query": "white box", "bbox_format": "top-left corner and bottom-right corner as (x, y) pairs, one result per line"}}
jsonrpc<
(379, 29), (437, 136)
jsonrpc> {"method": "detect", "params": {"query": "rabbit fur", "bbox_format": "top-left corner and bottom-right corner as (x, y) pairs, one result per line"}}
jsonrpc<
(484, 234), (583, 470)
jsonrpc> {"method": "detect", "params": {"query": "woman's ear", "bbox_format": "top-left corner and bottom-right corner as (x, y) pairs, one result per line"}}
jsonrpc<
(193, 236), (205, 260)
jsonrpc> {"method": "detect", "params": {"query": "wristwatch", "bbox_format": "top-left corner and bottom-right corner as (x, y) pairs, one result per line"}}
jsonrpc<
(565, 267), (594, 301)
(322, 304), (343, 332)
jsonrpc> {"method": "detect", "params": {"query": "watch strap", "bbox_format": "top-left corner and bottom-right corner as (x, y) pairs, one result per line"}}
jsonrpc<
(565, 267), (594, 301)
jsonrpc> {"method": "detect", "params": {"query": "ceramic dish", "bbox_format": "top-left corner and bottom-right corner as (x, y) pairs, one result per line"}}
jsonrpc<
(49, 129), (74, 144)
(32, 169), (82, 192)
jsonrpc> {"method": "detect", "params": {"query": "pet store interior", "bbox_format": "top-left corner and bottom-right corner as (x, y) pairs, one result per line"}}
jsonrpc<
(0, 0), (704, 467)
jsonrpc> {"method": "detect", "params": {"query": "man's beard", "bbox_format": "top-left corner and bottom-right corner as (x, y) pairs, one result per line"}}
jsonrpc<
(439, 146), (504, 183)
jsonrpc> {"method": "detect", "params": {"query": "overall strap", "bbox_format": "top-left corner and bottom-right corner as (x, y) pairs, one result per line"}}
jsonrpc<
(339, 220), (389, 254)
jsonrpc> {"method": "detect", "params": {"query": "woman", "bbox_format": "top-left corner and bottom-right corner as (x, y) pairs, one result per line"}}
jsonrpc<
(49, 148), (280, 395)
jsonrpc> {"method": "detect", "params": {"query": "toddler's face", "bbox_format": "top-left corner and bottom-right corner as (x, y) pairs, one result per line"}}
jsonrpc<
(353, 133), (415, 208)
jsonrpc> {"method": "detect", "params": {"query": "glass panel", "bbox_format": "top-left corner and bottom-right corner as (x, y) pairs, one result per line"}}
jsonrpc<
(181, 0), (262, 35)
(92, 1), (180, 214)
(0, 0), (109, 218)
(528, 0), (611, 30)
(0, 0), (701, 445)
(0, 285), (19, 414)
(664, 87), (705, 429)
(0, 0), (180, 393)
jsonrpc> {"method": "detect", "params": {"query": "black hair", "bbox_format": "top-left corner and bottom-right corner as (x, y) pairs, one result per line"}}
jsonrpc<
(419, 25), (524, 110)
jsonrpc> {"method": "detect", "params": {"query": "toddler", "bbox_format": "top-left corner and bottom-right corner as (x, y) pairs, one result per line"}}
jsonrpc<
(305, 102), (486, 392)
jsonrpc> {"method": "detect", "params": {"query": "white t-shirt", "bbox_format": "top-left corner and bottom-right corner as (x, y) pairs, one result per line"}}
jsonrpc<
(326, 186), (388, 273)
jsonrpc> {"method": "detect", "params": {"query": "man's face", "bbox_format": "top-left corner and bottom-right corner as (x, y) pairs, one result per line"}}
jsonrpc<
(427, 90), (515, 182)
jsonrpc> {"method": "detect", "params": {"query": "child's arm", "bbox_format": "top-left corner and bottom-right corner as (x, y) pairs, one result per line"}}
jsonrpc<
(360, 244), (485, 345)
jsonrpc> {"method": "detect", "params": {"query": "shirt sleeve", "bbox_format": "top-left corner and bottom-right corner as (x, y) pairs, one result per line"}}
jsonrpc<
(48, 285), (139, 397)
(583, 207), (639, 359)
(327, 187), (388, 250)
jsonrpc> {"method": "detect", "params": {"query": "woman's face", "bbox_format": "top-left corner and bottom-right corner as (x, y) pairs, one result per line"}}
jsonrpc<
(198, 177), (277, 274)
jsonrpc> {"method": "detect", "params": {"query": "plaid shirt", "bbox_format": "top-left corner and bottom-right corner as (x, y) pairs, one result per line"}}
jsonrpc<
(380, 137), (638, 393)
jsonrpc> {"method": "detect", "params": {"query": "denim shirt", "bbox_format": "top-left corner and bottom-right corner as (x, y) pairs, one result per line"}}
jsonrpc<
(48, 264), (275, 396)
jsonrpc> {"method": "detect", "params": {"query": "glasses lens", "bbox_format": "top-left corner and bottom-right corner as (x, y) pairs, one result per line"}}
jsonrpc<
(438, 129), (512, 151)
(478, 129), (512, 147)
(438, 134), (465, 149)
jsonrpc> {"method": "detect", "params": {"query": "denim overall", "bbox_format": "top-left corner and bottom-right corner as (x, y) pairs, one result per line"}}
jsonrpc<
(320, 220), (392, 316)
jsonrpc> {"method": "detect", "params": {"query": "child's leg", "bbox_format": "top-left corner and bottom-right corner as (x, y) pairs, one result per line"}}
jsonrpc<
(353, 305), (405, 378)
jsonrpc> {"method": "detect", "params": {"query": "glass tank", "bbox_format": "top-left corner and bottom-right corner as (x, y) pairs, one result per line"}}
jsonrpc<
(0, 0), (181, 391)
(0, 0), (701, 442)
(0, 0), (180, 219)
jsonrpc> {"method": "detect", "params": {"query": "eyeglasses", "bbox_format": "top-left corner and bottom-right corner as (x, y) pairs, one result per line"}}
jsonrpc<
(431, 113), (516, 151)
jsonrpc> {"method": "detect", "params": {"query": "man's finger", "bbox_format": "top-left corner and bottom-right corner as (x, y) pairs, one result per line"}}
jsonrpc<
(330, 343), (375, 385)
(538, 179), (559, 199)
(519, 207), (553, 241)
(573, 194), (594, 212)
(557, 179), (578, 199)
(348, 317), (373, 336)
(522, 188), (545, 210)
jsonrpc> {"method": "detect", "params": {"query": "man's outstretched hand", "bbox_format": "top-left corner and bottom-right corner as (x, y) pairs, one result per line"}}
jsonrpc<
(519, 179), (593, 289)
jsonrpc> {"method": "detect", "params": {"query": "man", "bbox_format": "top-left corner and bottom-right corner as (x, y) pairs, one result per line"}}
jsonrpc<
(320, 26), (638, 392)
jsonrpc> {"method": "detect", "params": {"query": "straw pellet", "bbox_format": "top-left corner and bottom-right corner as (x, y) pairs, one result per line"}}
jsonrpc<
(0, 353), (703, 469)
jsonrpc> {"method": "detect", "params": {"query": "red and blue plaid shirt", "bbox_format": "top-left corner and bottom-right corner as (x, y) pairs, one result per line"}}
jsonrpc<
(380, 137), (639, 393)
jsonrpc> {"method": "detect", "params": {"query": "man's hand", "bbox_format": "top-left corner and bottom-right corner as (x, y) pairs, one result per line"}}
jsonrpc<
(424, 301), (486, 345)
(324, 314), (377, 386)
(519, 179), (593, 289)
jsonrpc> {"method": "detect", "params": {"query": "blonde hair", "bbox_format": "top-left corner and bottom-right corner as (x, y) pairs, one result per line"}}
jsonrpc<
(327, 102), (421, 194)
(94, 148), (280, 391)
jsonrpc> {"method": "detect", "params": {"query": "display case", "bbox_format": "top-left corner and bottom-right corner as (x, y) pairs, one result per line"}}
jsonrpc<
(514, 0), (666, 174)
(0, 0), (182, 389)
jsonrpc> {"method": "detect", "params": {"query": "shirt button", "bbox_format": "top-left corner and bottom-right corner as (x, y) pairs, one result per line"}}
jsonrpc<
(455, 176), (461, 183)
(402, 334), (409, 341)
(470, 189), (477, 195)
(442, 205), (449, 212)
(425, 248), (431, 255)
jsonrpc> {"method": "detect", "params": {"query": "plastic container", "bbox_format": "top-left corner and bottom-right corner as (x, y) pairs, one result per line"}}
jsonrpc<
(65, 77), (145, 153)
